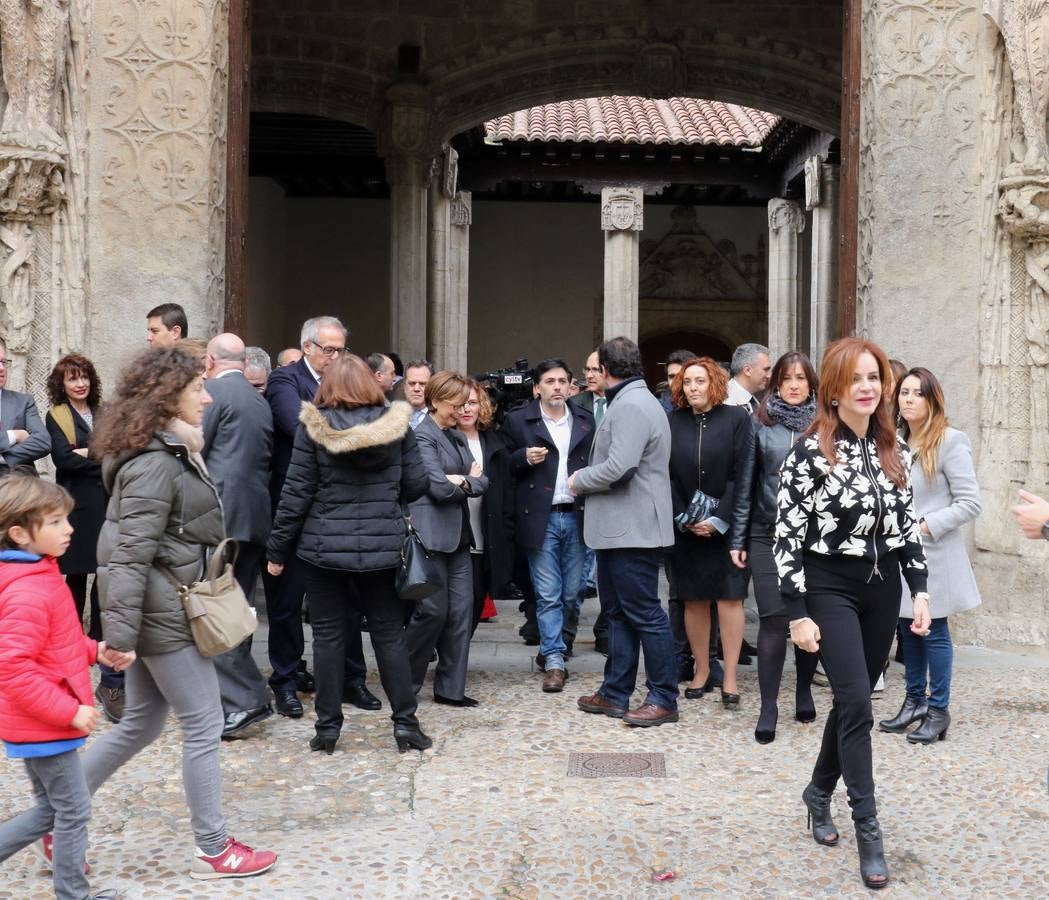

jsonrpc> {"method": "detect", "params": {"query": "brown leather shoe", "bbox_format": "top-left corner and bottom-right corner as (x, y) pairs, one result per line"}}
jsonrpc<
(542, 669), (567, 693)
(577, 692), (627, 718)
(623, 703), (679, 727)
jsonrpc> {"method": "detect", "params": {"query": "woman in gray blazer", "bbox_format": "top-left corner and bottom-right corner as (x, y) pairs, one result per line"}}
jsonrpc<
(880, 368), (981, 744)
(405, 371), (489, 706)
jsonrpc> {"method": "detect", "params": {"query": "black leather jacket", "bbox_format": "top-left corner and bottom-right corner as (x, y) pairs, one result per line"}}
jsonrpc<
(729, 421), (801, 549)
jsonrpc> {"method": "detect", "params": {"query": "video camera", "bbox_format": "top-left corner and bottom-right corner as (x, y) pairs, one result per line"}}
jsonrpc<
(473, 358), (534, 420)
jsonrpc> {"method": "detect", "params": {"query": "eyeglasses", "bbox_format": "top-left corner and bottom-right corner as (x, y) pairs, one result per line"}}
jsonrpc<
(310, 343), (346, 357)
(583, 366), (601, 374)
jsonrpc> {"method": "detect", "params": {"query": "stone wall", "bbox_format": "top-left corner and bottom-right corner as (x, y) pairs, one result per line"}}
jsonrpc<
(85, 0), (229, 386)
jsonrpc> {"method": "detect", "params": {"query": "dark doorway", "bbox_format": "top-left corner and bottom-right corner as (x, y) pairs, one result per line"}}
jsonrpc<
(640, 332), (733, 390)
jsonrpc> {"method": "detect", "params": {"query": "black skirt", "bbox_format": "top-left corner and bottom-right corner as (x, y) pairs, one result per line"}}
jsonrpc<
(671, 530), (738, 601)
(748, 533), (785, 618)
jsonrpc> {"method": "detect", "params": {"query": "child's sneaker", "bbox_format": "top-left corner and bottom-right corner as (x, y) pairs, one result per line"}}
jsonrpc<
(190, 837), (276, 880)
(33, 833), (90, 874)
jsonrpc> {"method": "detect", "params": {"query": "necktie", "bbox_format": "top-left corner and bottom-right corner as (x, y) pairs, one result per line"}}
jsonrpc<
(594, 397), (606, 425)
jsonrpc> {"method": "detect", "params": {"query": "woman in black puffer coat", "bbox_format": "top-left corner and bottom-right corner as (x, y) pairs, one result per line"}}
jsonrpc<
(267, 353), (429, 755)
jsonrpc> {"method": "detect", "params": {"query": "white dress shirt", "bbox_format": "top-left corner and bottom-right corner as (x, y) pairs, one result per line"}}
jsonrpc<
(726, 377), (756, 412)
(541, 403), (573, 505)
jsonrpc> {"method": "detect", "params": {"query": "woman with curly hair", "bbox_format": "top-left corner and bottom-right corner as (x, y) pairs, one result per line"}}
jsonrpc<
(44, 354), (127, 721)
(79, 347), (277, 881)
(667, 356), (753, 706)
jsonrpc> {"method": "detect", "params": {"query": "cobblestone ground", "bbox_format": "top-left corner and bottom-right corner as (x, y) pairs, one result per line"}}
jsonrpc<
(2, 598), (1048, 899)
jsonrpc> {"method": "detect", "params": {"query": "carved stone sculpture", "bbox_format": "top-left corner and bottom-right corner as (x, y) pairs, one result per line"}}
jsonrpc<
(601, 190), (644, 232)
(768, 197), (805, 235)
(0, 0), (68, 153)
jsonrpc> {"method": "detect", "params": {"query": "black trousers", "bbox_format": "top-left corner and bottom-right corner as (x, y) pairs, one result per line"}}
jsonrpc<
(67, 574), (101, 641)
(263, 553), (367, 691)
(470, 551), (488, 634)
(806, 557), (901, 820)
(302, 562), (418, 734)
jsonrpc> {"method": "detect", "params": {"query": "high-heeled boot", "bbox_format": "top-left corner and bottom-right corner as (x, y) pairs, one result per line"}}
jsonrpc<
(801, 783), (839, 846)
(906, 706), (949, 744)
(877, 695), (928, 733)
(394, 725), (433, 753)
(854, 816), (889, 889)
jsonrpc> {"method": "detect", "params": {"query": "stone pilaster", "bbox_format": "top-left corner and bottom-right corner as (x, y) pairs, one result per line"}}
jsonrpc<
(448, 191), (471, 373)
(766, 198), (804, 358)
(806, 159), (839, 364)
(601, 186), (643, 340)
(428, 148), (467, 372)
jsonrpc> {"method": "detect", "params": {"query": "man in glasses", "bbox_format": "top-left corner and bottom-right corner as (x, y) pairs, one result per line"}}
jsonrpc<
(263, 317), (380, 719)
(0, 337), (51, 476)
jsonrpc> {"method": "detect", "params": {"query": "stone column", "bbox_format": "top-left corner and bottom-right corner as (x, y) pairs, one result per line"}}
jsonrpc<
(766, 199), (805, 358)
(427, 149), (471, 372)
(448, 191), (472, 373)
(601, 187), (644, 340)
(806, 159), (839, 364)
(380, 84), (434, 362)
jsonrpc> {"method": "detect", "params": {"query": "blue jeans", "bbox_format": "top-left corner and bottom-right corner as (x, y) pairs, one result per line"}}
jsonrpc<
(596, 547), (678, 710)
(527, 511), (585, 671)
(899, 616), (953, 708)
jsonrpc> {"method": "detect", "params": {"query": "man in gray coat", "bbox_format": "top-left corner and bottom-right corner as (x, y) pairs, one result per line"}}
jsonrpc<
(0, 338), (51, 474)
(203, 333), (274, 738)
(568, 337), (679, 727)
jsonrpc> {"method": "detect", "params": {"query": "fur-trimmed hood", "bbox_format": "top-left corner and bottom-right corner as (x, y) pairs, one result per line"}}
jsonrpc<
(299, 401), (411, 461)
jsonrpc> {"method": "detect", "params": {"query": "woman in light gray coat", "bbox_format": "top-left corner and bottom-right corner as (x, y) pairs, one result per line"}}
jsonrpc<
(880, 367), (981, 744)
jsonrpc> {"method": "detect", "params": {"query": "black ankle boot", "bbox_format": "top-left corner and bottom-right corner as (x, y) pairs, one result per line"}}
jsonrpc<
(309, 734), (338, 755)
(878, 695), (928, 733)
(754, 706), (777, 744)
(855, 816), (889, 889)
(801, 783), (839, 846)
(394, 725), (433, 753)
(906, 706), (950, 744)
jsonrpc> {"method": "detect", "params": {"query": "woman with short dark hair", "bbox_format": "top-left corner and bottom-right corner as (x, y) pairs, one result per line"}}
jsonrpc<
(667, 356), (753, 706)
(730, 351), (820, 744)
(267, 353), (430, 754)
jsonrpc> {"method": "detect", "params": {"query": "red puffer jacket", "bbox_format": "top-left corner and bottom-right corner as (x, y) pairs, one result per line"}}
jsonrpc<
(0, 554), (98, 744)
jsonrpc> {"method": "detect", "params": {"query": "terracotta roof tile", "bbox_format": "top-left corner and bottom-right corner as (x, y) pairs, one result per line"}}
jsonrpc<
(484, 96), (780, 147)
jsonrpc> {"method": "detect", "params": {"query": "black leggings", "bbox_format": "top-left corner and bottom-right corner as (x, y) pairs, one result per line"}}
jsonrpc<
(805, 557), (901, 820)
(67, 574), (101, 642)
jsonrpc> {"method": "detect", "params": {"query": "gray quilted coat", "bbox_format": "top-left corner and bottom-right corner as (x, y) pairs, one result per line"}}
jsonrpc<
(96, 432), (225, 655)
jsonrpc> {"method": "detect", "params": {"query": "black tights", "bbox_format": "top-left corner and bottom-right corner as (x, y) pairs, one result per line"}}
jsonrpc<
(756, 615), (818, 730)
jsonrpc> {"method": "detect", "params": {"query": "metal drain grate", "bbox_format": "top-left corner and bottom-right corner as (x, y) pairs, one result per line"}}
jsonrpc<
(566, 752), (666, 778)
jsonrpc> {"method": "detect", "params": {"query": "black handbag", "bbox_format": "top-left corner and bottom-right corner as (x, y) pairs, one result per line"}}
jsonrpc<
(396, 517), (443, 600)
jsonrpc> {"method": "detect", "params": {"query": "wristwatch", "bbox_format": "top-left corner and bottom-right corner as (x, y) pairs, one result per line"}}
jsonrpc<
(1041, 520), (1049, 541)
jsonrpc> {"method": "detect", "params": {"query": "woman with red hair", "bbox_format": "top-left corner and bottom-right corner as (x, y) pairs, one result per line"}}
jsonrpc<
(667, 357), (753, 706)
(774, 338), (930, 890)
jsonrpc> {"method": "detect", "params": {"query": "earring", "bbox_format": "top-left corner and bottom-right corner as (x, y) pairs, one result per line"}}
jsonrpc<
(831, 399), (839, 407)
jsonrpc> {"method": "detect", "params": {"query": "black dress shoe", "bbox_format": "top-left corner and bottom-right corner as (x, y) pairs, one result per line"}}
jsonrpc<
(584, 585), (598, 599)
(273, 687), (303, 718)
(294, 662), (315, 693)
(221, 705), (273, 740)
(343, 682), (382, 710)
(433, 693), (479, 707)
(309, 734), (338, 755)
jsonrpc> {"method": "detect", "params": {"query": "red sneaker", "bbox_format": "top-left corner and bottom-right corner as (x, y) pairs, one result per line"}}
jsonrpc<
(190, 837), (277, 880)
(33, 833), (90, 874)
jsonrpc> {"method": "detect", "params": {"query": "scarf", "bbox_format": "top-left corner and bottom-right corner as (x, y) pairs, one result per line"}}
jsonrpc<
(765, 394), (816, 433)
(163, 417), (208, 474)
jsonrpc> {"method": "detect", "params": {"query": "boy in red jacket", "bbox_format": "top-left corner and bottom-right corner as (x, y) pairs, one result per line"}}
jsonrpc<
(0, 475), (134, 900)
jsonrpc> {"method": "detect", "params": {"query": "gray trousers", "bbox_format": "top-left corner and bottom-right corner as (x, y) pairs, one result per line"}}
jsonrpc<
(406, 547), (473, 699)
(213, 541), (270, 716)
(0, 749), (91, 900)
(81, 644), (228, 855)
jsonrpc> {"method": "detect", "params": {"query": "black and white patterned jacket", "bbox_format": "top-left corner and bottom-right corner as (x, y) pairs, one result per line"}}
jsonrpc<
(773, 430), (928, 619)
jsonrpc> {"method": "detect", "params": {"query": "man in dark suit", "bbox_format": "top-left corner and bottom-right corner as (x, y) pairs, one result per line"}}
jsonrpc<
(203, 333), (275, 738)
(264, 316), (378, 717)
(502, 358), (595, 693)
(0, 338), (51, 474)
